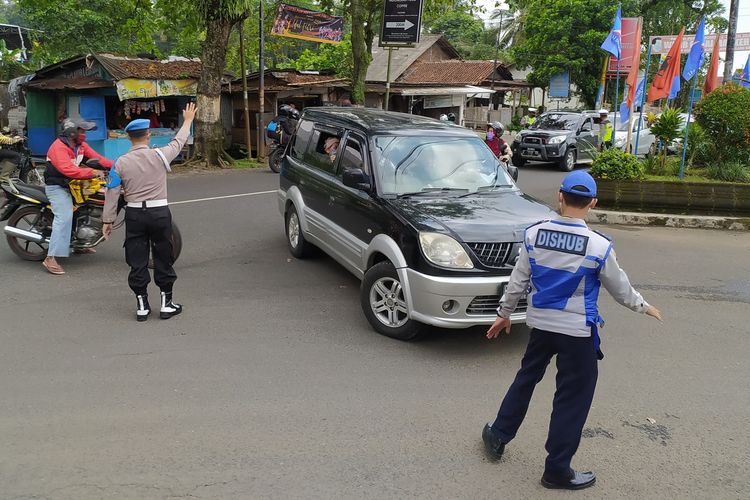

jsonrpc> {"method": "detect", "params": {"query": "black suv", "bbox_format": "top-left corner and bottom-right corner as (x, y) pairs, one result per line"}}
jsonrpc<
(278, 108), (555, 340)
(512, 111), (601, 171)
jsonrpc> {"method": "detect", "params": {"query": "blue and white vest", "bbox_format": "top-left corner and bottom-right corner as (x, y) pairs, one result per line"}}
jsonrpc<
(524, 219), (612, 341)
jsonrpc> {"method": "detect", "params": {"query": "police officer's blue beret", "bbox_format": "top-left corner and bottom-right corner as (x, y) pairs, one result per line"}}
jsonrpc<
(560, 171), (597, 198)
(124, 119), (151, 132)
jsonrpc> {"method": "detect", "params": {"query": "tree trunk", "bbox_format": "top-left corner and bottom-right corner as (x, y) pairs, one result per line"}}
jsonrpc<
(723, 0), (739, 82)
(350, 0), (370, 105)
(195, 15), (233, 166)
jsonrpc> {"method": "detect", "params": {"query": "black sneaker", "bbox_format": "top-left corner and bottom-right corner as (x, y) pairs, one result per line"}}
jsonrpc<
(160, 291), (182, 320)
(482, 424), (506, 460)
(136, 294), (151, 322)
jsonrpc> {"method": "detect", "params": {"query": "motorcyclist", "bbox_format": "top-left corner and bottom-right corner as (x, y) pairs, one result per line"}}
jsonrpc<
(485, 122), (511, 161)
(273, 104), (300, 146)
(42, 119), (113, 275)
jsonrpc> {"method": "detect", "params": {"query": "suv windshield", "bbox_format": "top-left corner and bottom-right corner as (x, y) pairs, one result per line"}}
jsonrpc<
(530, 114), (579, 130)
(373, 136), (515, 196)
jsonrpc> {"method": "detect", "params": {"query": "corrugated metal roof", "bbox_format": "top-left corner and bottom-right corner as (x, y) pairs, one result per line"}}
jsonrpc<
(397, 60), (512, 85)
(367, 35), (461, 83)
(226, 70), (347, 92)
(96, 54), (202, 80)
(23, 76), (113, 90)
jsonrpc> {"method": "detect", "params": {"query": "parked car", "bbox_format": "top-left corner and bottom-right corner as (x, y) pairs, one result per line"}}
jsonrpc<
(511, 111), (600, 171)
(278, 108), (555, 340)
(612, 115), (657, 156)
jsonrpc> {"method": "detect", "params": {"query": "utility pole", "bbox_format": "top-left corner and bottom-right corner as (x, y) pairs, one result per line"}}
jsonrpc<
(239, 18), (252, 160)
(488, 9), (507, 124)
(258, 0), (266, 161)
(723, 0), (739, 82)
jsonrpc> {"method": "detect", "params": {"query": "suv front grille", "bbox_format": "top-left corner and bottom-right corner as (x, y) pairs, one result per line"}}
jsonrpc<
(466, 295), (528, 315)
(467, 242), (514, 268)
(524, 136), (543, 145)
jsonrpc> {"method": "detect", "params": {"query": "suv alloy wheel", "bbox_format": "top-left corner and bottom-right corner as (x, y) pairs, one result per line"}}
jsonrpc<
(361, 262), (422, 340)
(285, 205), (312, 258)
(560, 148), (576, 172)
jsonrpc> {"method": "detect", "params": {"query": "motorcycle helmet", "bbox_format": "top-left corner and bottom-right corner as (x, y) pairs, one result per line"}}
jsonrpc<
(447, 113), (456, 122)
(489, 121), (505, 135)
(279, 104), (296, 117)
(439, 114), (449, 121)
(288, 107), (301, 120)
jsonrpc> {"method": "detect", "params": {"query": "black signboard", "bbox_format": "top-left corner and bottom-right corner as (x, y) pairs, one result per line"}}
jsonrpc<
(380, 0), (423, 46)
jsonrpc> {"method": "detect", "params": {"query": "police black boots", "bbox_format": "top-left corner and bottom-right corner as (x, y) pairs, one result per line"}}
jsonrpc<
(160, 291), (182, 320)
(136, 294), (151, 322)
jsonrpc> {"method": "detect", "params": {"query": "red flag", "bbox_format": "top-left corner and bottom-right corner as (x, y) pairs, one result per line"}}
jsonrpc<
(647, 28), (685, 102)
(626, 18), (643, 108)
(703, 34), (721, 94)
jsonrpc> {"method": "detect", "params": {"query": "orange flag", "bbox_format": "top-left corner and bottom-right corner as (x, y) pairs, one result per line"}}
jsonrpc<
(703, 34), (721, 94)
(626, 18), (643, 108)
(647, 28), (685, 102)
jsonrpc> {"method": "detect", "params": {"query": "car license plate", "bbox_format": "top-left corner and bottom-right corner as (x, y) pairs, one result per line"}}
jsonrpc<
(499, 283), (528, 301)
(523, 148), (539, 157)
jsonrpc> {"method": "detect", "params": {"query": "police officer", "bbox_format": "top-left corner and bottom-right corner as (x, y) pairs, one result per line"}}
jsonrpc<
(598, 109), (613, 149)
(102, 103), (197, 321)
(482, 171), (662, 490)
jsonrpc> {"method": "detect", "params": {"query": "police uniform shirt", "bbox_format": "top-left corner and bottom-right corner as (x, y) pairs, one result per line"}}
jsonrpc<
(498, 217), (650, 337)
(102, 127), (189, 223)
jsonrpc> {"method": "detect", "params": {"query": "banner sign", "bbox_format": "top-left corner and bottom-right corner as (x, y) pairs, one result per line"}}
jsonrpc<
(116, 79), (197, 100)
(271, 4), (344, 44)
(649, 32), (750, 55)
(380, 0), (423, 46)
(549, 71), (570, 98)
(608, 17), (641, 74)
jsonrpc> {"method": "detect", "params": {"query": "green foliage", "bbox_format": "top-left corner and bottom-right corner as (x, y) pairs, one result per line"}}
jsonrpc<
(706, 161), (750, 183)
(590, 148), (644, 180)
(509, 0), (638, 108)
(19, 0), (160, 61)
(429, 11), (485, 58)
(0, 41), (29, 80)
(292, 34), (353, 78)
(508, 114), (522, 133)
(642, 155), (681, 177)
(651, 107), (683, 145)
(694, 83), (750, 165)
(685, 122), (710, 168)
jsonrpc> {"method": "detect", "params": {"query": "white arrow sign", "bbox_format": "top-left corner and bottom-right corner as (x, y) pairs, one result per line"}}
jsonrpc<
(385, 20), (415, 30)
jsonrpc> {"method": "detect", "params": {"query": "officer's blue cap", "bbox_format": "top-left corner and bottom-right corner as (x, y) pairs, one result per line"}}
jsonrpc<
(560, 171), (597, 198)
(124, 119), (151, 133)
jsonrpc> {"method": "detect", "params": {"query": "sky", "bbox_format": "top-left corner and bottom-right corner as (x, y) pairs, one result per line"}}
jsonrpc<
(476, 0), (750, 73)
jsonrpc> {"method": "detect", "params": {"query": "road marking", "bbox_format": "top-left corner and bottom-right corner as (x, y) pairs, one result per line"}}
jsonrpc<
(171, 190), (276, 205)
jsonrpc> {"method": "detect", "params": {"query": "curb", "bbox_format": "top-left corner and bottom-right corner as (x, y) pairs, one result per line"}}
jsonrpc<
(590, 209), (750, 231)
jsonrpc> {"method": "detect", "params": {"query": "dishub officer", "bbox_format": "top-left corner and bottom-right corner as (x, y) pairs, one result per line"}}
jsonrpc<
(102, 103), (197, 322)
(483, 171), (662, 490)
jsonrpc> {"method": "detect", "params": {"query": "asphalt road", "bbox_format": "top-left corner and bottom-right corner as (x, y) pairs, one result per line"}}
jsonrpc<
(1, 165), (749, 499)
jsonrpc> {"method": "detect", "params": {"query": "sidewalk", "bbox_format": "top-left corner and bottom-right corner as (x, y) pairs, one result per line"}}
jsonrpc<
(590, 209), (750, 231)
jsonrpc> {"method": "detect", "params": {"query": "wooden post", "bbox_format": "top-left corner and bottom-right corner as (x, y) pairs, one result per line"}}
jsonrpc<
(238, 18), (252, 160)
(258, 0), (266, 161)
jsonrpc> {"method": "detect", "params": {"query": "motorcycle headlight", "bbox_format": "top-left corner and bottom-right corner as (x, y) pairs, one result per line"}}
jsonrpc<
(548, 135), (567, 145)
(419, 232), (474, 269)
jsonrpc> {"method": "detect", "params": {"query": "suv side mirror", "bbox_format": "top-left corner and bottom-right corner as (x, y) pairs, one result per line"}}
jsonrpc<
(507, 164), (519, 181)
(343, 168), (371, 191)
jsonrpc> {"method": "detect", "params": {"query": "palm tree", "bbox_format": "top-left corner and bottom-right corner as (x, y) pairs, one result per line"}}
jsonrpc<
(489, 4), (525, 49)
(193, 0), (252, 166)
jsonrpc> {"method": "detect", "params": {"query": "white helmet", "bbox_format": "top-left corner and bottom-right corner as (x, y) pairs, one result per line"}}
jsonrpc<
(439, 114), (449, 121)
(598, 108), (609, 115)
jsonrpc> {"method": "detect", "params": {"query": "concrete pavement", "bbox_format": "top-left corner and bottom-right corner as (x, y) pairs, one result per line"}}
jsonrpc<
(1, 167), (748, 499)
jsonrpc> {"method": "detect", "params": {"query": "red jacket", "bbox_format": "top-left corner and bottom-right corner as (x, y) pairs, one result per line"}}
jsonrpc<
(485, 136), (507, 158)
(45, 138), (113, 187)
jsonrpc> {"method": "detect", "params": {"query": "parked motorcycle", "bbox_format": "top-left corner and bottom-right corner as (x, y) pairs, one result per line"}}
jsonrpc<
(2, 141), (45, 185)
(267, 140), (283, 174)
(0, 160), (182, 262)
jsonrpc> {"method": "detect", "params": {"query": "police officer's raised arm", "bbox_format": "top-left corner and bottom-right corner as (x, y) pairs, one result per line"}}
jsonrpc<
(599, 249), (662, 320)
(157, 103), (197, 164)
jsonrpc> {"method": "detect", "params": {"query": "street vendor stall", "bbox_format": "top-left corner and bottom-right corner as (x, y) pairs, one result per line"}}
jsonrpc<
(22, 54), (201, 161)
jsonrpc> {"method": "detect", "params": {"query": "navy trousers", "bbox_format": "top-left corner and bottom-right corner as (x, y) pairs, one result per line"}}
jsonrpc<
(491, 328), (598, 477)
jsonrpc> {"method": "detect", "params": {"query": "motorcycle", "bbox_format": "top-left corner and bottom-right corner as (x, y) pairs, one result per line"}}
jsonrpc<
(2, 140), (45, 186)
(267, 139), (284, 174)
(0, 160), (182, 262)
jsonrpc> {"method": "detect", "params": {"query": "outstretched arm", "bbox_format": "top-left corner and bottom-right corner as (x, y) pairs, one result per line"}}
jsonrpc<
(600, 249), (662, 320)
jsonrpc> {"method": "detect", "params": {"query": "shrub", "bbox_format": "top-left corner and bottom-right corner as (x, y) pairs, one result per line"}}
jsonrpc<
(706, 161), (750, 183)
(590, 148), (644, 180)
(685, 122), (712, 168)
(642, 155), (682, 176)
(694, 83), (750, 164)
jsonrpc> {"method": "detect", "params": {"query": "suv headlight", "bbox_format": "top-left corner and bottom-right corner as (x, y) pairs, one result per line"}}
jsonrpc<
(548, 135), (567, 145)
(515, 132), (522, 142)
(419, 232), (474, 269)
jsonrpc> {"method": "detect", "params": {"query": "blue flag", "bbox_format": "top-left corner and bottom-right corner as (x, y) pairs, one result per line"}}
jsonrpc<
(601, 6), (622, 59)
(620, 101), (629, 124)
(742, 54), (750, 89)
(634, 76), (646, 105)
(669, 75), (681, 100)
(683, 17), (706, 81)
